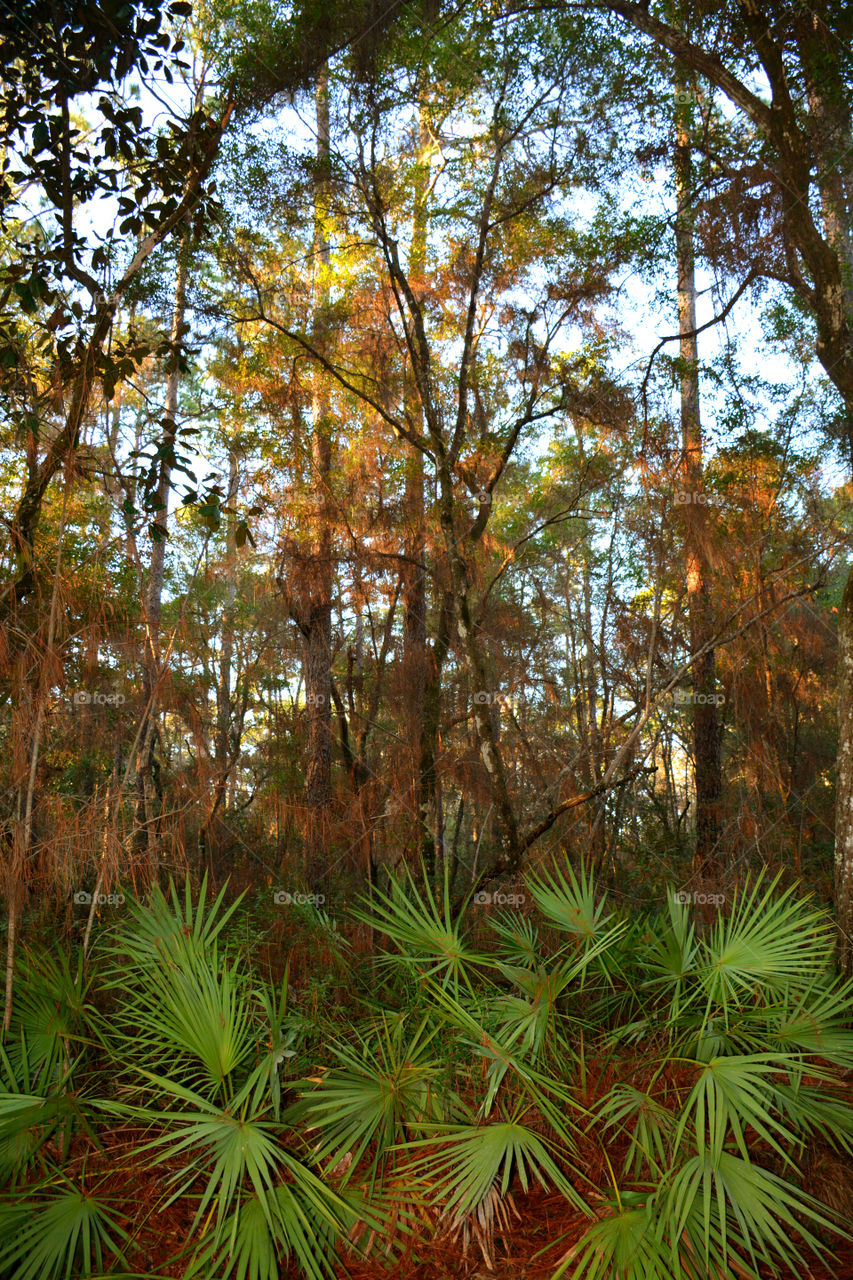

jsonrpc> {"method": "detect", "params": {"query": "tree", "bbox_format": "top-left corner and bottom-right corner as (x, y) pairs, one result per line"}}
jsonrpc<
(673, 66), (723, 874)
(587, 0), (853, 968)
(0, 0), (229, 617)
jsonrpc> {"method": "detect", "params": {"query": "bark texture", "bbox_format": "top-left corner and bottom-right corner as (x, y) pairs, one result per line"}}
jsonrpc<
(674, 73), (722, 874)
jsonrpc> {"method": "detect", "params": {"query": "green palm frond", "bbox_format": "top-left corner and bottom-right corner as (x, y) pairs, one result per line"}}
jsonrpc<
(554, 1193), (673, 1280)
(527, 859), (614, 945)
(112, 1073), (286, 1243)
(113, 874), (244, 969)
(673, 1052), (802, 1165)
(771, 1076), (853, 1153)
(661, 1149), (842, 1279)
(0, 1032), (91, 1181)
(185, 1178), (360, 1280)
(491, 965), (569, 1065)
(489, 918), (627, 1077)
(698, 875), (833, 1016)
(753, 974), (853, 1066)
(100, 887), (257, 1101)
(6, 946), (96, 1080)
(0, 1176), (130, 1280)
(289, 1013), (453, 1185)
(595, 1084), (674, 1180)
(252, 965), (299, 1122)
(489, 911), (540, 967)
(420, 969), (590, 1142)
(403, 1118), (588, 1222)
(106, 1069), (361, 1262)
(641, 893), (699, 1026)
(149, 957), (255, 1098)
(351, 865), (482, 993)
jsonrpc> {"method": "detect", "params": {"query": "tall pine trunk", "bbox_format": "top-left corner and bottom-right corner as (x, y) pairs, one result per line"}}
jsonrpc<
(403, 103), (432, 873)
(303, 69), (334, 892)
(674, 75), (722, 876)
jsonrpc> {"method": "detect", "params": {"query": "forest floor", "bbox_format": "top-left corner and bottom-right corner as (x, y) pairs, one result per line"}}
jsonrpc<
(118, 1158), (853, 1280)
(104, 1146), (853, 1280)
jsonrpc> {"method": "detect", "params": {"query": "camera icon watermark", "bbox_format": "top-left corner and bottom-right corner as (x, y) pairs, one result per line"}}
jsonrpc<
(473, 891), (525, 906)
(472, 691), (510, 707)
(273, 890), (326, 906)
(673, 891), (725, 906)
(74, 890), (125, 906)
(674, 492), (726, 508)
(72, 690), (126, 706)
(476, 490), (492, 506)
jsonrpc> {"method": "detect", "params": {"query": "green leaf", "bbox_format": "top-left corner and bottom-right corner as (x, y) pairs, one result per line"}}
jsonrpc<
(0, 1178), (130, 1279)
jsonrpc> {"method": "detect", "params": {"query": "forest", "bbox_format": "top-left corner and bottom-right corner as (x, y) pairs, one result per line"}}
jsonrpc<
(1, 0), (852, 1277)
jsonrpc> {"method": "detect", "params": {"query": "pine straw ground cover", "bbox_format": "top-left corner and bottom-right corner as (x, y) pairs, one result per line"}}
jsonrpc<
(1, 868), (852, 1280)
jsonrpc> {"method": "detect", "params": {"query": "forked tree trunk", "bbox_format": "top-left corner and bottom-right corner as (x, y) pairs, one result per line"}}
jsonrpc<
(674, 73), (722, 876)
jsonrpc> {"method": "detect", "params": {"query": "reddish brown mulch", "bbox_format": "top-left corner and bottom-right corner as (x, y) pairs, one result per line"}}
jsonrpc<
(325, 1188), (853, 1280)
(41, 1120), (853, 1279)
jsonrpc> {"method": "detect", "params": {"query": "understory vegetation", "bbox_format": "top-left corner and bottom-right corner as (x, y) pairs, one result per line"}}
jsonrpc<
(1, 871), (851, 1279)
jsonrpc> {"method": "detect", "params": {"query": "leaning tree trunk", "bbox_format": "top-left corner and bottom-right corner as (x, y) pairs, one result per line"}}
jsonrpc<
(674, 72), (722, 877)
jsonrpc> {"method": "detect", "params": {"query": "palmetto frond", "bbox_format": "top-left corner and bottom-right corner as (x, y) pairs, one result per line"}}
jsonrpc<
(351, 864), (484, 994)
(0, 1175), (130, 1280)
(403, 1116), (588, 1222)
(288, 1012), (455, 1186)
(698, 875), (833, 1014)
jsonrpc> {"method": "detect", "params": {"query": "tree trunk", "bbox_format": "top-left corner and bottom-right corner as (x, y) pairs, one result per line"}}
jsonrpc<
(4, 473), (70, 1032)
(404, 102), (431, 869)
(418, 592), (452, 878)
(202, 447), (240, 868)
(836, 570), (853, 976)
(436, 463), (523, 874)
(674, 73), (722, 876)
(134, 230), (191, 865)
(600, 0), (853, 958)
(303, 67), (334, 893)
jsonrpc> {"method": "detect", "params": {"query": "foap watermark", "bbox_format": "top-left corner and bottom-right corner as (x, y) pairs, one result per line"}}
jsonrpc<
(74, 890), (125, 906)
(472, 691), (510, 707)
(673, 689), (725, 707)
(673, 89), (706, 107)
(473, 891), (525, 906)
(674, 492), (726, 508)
(674, 891), (725, 907)
(73, 690), (126, 706)
(306, 693), (330, 708)
(274, 890), (325, 907)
